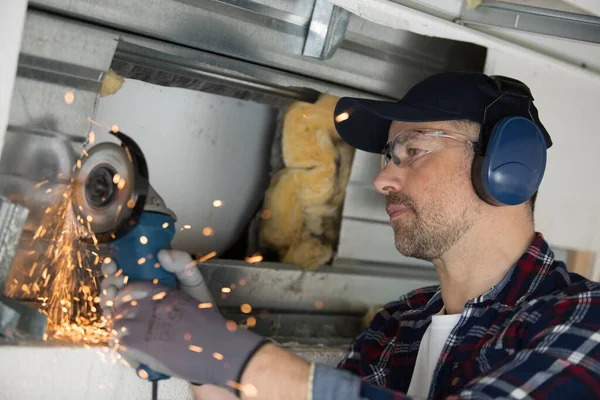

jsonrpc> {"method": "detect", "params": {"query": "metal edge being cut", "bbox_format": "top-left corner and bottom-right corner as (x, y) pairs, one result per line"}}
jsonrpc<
(0, 197), (29, 293)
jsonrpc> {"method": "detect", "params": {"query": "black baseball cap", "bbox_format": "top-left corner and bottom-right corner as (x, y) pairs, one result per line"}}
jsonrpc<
(333, 72), (552, 154)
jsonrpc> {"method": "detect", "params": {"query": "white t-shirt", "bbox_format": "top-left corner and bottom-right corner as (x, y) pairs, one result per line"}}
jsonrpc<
(407, 308), (462, 398)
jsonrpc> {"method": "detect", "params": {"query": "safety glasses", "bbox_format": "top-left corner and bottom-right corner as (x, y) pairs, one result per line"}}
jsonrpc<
(381, 129), (476, 169)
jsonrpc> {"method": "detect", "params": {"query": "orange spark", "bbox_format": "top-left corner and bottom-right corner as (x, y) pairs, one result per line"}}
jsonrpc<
(188, 345), (203, 353)
(64, 91), (75, 104)
(130, 301), (138, 307)
(314, 300), (324, 310)
(199, 251), (217, 262)
(247, 316), (257, 328)
(152, 292), (167, 300)
(198, 302), (213, 309)
(335, 112), (349, 123)
(240, 304), (252, 314)
(213, 352), (224, 361)
(202, 227), (214, 236)
(226, 320), (238, 332)
(162, 222), (169, 229)
(213, 200), (223, 207)
(138, 370), (149, 380)
(111, 125), (119, 133)
(221, 287), (231, 294)
(139, 236), (148, 245)
(152, 279), (158, 284)
(245, 253), (263, 263)
(137, 257), (146, 265)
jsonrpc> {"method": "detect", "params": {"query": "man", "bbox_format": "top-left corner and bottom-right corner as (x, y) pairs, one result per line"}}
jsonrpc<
(103, 72), (600, 399)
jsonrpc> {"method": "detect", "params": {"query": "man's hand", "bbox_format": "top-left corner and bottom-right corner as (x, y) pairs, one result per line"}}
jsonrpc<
(111, 281), (266, 392)
(101, 250), (258, 399)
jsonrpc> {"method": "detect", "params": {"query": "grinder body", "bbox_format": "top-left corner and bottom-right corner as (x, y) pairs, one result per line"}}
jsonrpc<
(111, 212), (177, 288)
(72, 131), (178, 381)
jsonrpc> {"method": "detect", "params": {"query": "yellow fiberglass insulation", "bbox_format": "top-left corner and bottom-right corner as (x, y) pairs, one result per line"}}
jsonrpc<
(260, 93), (355, 270)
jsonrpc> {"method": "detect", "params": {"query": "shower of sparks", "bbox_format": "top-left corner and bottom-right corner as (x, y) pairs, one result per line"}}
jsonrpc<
(4, 187), (109, 345)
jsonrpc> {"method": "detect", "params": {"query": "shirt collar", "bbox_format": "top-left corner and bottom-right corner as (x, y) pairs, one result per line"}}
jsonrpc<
(470, 232), (564, 307)
(415, 232), (566, 316)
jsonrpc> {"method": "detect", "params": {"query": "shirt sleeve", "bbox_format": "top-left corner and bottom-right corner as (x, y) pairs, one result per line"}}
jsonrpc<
(315, 292), (600, 400)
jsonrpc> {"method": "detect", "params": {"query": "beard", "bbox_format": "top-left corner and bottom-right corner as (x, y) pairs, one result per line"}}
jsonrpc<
(386, 191), (476, 261)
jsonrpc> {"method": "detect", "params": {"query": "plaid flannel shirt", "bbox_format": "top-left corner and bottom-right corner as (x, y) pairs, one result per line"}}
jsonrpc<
(331, 232), (600, 399)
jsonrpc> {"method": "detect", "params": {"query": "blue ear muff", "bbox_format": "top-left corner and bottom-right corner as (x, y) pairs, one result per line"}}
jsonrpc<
(474, 116), (547, 206)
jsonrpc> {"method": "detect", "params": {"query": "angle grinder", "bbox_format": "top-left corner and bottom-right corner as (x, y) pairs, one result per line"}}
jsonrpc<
(72, 130), (177, 386)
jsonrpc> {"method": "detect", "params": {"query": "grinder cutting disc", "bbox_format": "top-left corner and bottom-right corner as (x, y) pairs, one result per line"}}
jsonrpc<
(72, 131), (149, 242)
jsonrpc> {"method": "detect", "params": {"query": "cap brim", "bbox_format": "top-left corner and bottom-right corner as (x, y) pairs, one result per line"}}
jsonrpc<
(334, 98), (462, 154)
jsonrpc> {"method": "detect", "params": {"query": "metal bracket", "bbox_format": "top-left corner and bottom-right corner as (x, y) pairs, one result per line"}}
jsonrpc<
(457, 1), (600, 44)
(303, 0), (351, 60)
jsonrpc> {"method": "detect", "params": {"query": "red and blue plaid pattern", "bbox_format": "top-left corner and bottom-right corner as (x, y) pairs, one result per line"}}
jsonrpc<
(339, 233), (600, 399)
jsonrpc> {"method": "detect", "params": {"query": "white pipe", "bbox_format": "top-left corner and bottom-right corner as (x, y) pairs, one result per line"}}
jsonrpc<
(0, 1), (27, 158)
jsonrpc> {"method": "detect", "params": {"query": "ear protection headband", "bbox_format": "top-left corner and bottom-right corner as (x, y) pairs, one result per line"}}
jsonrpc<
(471, 76), (548, 206)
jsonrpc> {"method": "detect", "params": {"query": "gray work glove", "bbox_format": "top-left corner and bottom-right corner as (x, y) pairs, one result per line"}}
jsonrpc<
(109, 270), (267, 393)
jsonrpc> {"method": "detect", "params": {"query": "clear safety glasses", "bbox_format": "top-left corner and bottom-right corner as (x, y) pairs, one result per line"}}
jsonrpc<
(381, 129), (476, 169)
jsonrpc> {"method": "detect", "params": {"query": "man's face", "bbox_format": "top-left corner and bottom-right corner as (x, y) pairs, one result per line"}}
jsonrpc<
(374, 120), (482, 261)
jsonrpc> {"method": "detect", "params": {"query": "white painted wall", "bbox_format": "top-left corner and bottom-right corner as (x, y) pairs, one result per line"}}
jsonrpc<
(0, 1), (27, 158)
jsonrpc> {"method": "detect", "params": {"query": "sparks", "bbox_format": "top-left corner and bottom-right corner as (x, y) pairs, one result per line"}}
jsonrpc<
(111, 125), (119, 133)
(198, 302), (213, 309)
(139, 236), (148, 245)
(64, 91), (75, 104)
(152, 292), (167, 300)
(162, 222), (169, 229)
(188, 345), (203, 353)
(183, 224), (192, 230)
(213, 352), (224, 361)
(335, 112), (350, 123)
(245, 253), (263, 263)
(226, 320), (238, 332)
(152, 279), (159, 284)
(213, 200), (223, 207)
(199, 251), (217, 262)
(240, 304), (252, 314)
(221, 287), (231, 293)
(137, 257), (146, 265)
(247, 316), (257, 328)
(112, 174), (121, 184)
(89, 131), (95, 144)
(202, 227), (214, 237)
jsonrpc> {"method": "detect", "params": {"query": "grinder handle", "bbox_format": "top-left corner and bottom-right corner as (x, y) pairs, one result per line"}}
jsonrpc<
(111, 211), (177, 381)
